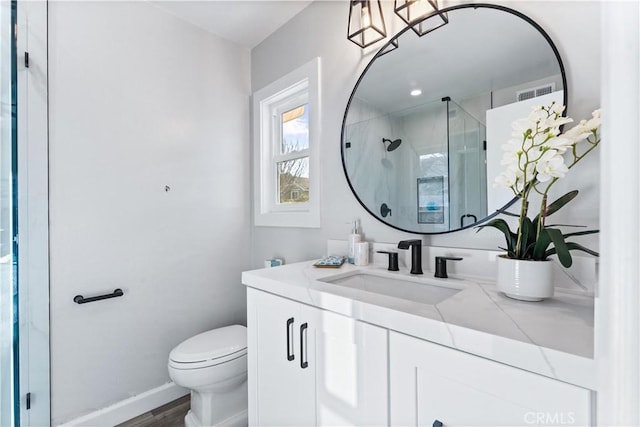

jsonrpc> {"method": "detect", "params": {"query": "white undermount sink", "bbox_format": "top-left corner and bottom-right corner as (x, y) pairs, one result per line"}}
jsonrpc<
(319, 271), (463, 305)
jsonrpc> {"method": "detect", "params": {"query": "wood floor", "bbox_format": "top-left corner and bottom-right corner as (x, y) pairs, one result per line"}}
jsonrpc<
(116, 395), (190, 427)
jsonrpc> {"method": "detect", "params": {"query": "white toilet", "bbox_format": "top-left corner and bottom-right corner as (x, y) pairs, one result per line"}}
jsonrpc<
(168, 325), (248, 427)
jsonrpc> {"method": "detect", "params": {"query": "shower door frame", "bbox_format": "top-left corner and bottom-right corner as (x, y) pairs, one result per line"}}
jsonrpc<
(15, 1), (50, 425)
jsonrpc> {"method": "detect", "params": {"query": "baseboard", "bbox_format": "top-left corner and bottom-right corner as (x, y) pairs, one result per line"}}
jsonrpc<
(57, 382), (189, 427)
(221, 409), (248, 427)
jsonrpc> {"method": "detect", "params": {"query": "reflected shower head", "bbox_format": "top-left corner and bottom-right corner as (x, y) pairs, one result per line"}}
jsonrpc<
(382, 138), (402, 152)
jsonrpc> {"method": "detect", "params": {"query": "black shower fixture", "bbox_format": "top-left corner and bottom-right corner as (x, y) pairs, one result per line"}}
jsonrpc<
(380, 203), (392, 218)
(382, 138), (402, 152)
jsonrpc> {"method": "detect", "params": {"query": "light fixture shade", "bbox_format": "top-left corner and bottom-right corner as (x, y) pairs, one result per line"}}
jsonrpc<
(394, 0), (448, 37)
(379, 39), (399, 56)
(348, 0), (387, 48)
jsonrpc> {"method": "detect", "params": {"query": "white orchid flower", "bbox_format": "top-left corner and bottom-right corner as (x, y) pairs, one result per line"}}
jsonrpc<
(500, 139), (522, 166)
(561, 109), (601, 143)
(496, 103), (600, 194)
(521, 146), (543, 166)
(584, 109), (601, 131)
(535, 150), (568, 182)
(544, 136), (574, 154)
(528, 108), (549, 124)
(549, 115), (573, 129)
(550, 103), (566, 116)
(563, 120), (592, 143)
(536, 116), (573, 137)
(501, 153), (518, 168)
(511, 119), (535, 138)
(494, 169), (517, 189)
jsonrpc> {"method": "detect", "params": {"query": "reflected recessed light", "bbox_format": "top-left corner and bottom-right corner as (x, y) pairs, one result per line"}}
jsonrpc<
(410, 89), (422, 96)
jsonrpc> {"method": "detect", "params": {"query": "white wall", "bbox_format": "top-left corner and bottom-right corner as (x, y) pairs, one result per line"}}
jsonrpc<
(48, 1), (251, 424)
(250, 0), (601, 266)
(596, 2), (640, 423)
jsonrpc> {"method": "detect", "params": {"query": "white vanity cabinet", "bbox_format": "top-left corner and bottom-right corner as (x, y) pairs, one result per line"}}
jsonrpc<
(247, 288), (388, 426)
(389, 331), (593, 427)
(247, 287), (316, 426)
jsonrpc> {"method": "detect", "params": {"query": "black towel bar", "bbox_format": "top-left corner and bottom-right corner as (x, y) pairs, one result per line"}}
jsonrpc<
(74, 289), (124, 304)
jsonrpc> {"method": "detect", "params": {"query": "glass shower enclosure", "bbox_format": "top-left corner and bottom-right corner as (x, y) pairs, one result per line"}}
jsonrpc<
(445, 98), (488, 229)
(343, 97), (487, 233)
(0, 0), (18, 425)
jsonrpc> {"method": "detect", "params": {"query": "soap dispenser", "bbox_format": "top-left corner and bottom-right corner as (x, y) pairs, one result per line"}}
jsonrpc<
(348, 219), (362, 264)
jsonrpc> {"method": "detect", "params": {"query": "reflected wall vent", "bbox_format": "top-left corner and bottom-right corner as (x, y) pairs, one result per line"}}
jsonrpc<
(516, 83), (556, 102)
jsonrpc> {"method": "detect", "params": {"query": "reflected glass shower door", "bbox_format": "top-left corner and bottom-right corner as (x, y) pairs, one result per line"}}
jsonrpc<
(447, 100), (487, 228)
(0, 0), (17, 425)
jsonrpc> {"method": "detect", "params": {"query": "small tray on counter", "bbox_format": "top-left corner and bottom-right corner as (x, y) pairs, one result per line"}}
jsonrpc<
(313, 255), (346, 268)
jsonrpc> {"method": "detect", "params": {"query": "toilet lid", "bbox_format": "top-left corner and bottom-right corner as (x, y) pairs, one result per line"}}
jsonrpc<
(170, 325), (247, 365)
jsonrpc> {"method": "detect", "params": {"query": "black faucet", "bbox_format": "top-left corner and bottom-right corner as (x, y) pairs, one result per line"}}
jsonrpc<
(397, 239), (423, 275)
(434, 256), (463, 278)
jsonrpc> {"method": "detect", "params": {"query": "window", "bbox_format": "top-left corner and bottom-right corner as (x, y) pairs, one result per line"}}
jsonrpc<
(277, 103), (309, 204)
(253, 58), (320, 227)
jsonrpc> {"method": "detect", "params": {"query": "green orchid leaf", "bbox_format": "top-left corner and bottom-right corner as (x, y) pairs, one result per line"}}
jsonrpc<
(547, 228), (572, 268)
(498, 246), (516, 258)
(495, 208), (520, 217)
(519, 217), (536, 258)
(524, 241), (538, 255)
(545, 224), (587, 228)
(533, 190), (580, 228)
(533, 228), (552, 260)
(545, 190), (579, 217)
(566, 242), (599, 257)
(563, 229), (600, 239)
(533, 215), (540, 234)
(477, 219), (516, 253)
(526, 218), (538, 248)
(545, 242), (600, 258)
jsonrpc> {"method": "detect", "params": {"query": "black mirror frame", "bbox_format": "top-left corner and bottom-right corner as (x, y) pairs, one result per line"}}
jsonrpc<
(340, 3), (568, 235)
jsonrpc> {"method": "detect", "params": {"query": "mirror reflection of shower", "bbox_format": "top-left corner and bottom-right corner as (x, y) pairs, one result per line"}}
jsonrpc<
(382, 137), (402, 151)
(380, 203), (392, 218)
(444, 98), (487, 229)
(344, 96), (487, 233)
(381, 137), (401, 168)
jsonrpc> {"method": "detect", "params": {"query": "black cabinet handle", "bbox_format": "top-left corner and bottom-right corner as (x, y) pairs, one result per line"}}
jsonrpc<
(286, 317), (294, 361)
(433, 420), (443, 427)
(300, 322), (308, 369)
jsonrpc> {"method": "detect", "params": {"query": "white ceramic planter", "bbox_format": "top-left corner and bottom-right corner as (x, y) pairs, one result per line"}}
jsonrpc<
(496, 255), (554, 301)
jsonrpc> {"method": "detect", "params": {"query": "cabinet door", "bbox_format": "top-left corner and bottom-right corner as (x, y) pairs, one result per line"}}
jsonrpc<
(314, 309), (388, 426)
(390, 331), (592, 427)
(247, 289), (316, 426)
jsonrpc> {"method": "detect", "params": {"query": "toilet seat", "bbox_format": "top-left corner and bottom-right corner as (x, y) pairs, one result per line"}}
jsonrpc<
(169, 325), (247, 370)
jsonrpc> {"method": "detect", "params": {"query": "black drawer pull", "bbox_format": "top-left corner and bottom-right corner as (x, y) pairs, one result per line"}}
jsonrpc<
(286, 317), (294, 361)
(433, 420), (443, 427)
(300, 322), (308, 369)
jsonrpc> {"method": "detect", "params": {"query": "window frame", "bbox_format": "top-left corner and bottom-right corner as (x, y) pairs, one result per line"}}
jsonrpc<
(252, 58), (321, 228)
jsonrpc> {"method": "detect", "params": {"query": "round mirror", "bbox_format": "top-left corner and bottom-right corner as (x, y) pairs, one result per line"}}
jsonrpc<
(341, 4), (567, 234)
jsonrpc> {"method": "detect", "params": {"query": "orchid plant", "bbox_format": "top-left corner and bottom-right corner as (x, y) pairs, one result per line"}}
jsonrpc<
(478, 102), (601, 268)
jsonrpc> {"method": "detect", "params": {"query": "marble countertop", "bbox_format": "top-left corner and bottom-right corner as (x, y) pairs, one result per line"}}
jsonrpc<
(242, 260), (595, 390)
